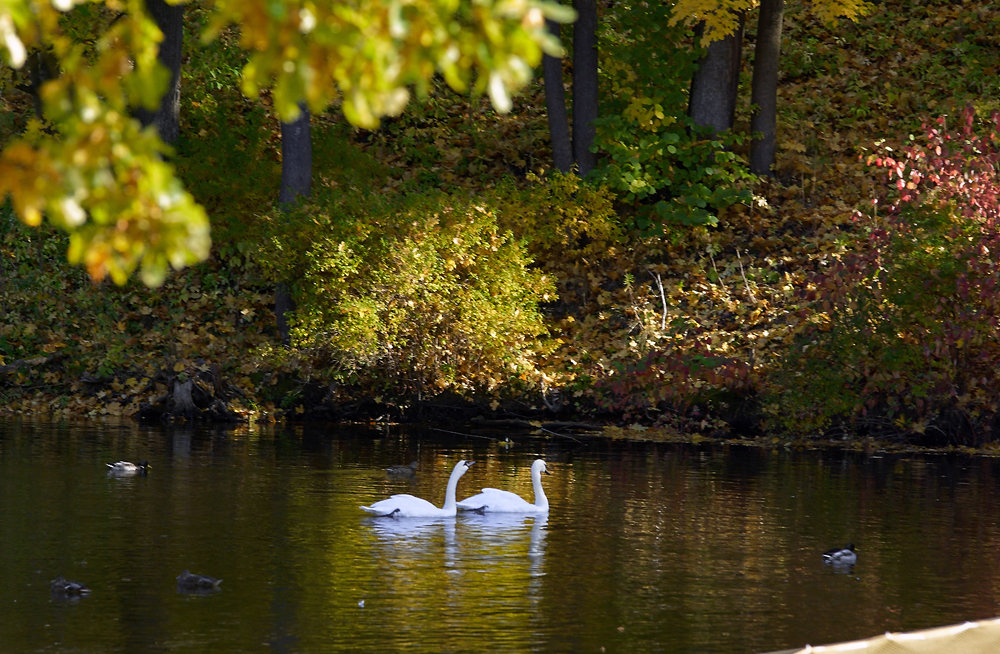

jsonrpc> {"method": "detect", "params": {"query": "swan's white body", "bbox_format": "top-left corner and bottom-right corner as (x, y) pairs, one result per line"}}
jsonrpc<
(457, 459), (550, 514)
(822, 544), (857, 566)
(360, 460), (474, 518)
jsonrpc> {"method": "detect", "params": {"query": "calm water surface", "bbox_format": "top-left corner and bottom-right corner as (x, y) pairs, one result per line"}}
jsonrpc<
(1, 419), (999, 653)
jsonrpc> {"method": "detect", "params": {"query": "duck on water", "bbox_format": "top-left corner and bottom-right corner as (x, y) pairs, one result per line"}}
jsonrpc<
(823, 543), (857, 566)
(106, 460), (150, 477)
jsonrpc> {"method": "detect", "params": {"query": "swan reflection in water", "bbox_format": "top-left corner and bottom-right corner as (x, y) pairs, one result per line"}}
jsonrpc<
(366, 515), (459, 570)
(363, 512), (548, 578)
(459, 512), (548, 581)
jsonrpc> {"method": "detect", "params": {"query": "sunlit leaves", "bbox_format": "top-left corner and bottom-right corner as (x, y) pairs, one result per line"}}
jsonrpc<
(2, 108), (210, 286)
(668, 0), (755, 45)
(0, 12), (26, 66)
(0, 0), (573, 286)
(811, 0), (873, 26)
(284, 193), (555, 395)
(669, 0), (873, 45)
(205, 0), (573, 127)
(0, 0), (207, 285)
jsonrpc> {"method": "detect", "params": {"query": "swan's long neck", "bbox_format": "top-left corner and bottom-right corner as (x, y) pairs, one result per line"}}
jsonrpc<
(532, 466), (549, 509)
(442, 463), (465, 511)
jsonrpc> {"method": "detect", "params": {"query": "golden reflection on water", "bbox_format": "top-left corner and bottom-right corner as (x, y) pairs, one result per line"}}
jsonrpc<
(2, 421), (1000, 653)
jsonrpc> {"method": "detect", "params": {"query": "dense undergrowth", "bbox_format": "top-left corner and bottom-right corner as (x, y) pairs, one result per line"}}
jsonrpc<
(2, 0), (999, 446)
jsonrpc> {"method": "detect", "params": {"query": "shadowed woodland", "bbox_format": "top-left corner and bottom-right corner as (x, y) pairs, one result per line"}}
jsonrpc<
(1, 0), (999, 447)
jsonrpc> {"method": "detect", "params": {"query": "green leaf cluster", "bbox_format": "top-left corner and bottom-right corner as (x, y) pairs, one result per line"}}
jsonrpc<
(492, 173), (623, 308)
(264, 190), (555, 398)
(0, 0), (574, 287)
(592, 2), (752, 231)
(1, 1), (210, 286)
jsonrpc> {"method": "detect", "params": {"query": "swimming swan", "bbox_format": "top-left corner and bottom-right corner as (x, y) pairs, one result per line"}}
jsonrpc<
(360, 460), (475, 518)
(457, 459), (550, 514)
(822, 543), (857, 566)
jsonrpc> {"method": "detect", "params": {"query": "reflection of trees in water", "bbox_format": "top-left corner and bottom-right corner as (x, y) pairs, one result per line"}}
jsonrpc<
(543, 446), (1000, 652)
(359, 513), (548, 650)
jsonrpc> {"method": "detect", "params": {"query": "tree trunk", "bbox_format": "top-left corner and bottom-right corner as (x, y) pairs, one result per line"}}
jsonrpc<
(572, 0), (598, 175)
(275, 102), (312, 345)
(688, 17), (745, 135)
(278, 103), (312, 206)
(750, 0), (784, 175)
(171, 378), (196, 418)
(543, 19), (573, 173)
(137, 0), (183, 144)
(16, 50), (59, 120)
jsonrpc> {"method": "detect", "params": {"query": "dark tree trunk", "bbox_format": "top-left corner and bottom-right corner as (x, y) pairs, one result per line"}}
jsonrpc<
(137, 0), (183, 144)
(688, 17), (745, 135)
(275, 102), (312, 345)
(278, 103), (312, 206)
(15, 50), (59, 119)
(572, 0), (598, 175)
(543, 19), (573, 173)
(171, 378), (196, 418)
(750, 0), (784, 175)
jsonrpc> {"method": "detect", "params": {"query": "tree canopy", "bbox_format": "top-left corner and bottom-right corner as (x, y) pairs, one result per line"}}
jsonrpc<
(0, 0), (574, 285)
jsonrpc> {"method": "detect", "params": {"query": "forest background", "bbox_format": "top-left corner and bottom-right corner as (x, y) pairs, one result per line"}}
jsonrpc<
(1, 0), (999, 448)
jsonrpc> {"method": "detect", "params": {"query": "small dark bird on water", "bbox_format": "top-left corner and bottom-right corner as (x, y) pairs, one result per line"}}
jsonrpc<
(106, 460), (150, 477)
(385, 460), (419, 476)
(176, 570), (222, 592)
(51, 576), (90, 597)
(822, 543), (857, 566)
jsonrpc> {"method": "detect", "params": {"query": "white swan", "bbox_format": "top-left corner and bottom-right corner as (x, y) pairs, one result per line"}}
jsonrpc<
(457, 459), (550, 514)
(360, 460), (475, 518)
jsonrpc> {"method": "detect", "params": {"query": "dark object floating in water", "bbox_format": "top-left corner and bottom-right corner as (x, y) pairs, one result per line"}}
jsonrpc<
(386, 460), (419, 476)
(176, 570), (222, 592)
(822, 543), (857, 566)
(51, 576), (90, 597)
(106, 460), (150, 477)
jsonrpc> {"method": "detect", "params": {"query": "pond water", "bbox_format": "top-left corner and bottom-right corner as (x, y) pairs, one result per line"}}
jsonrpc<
(1, 419), (999, 653)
